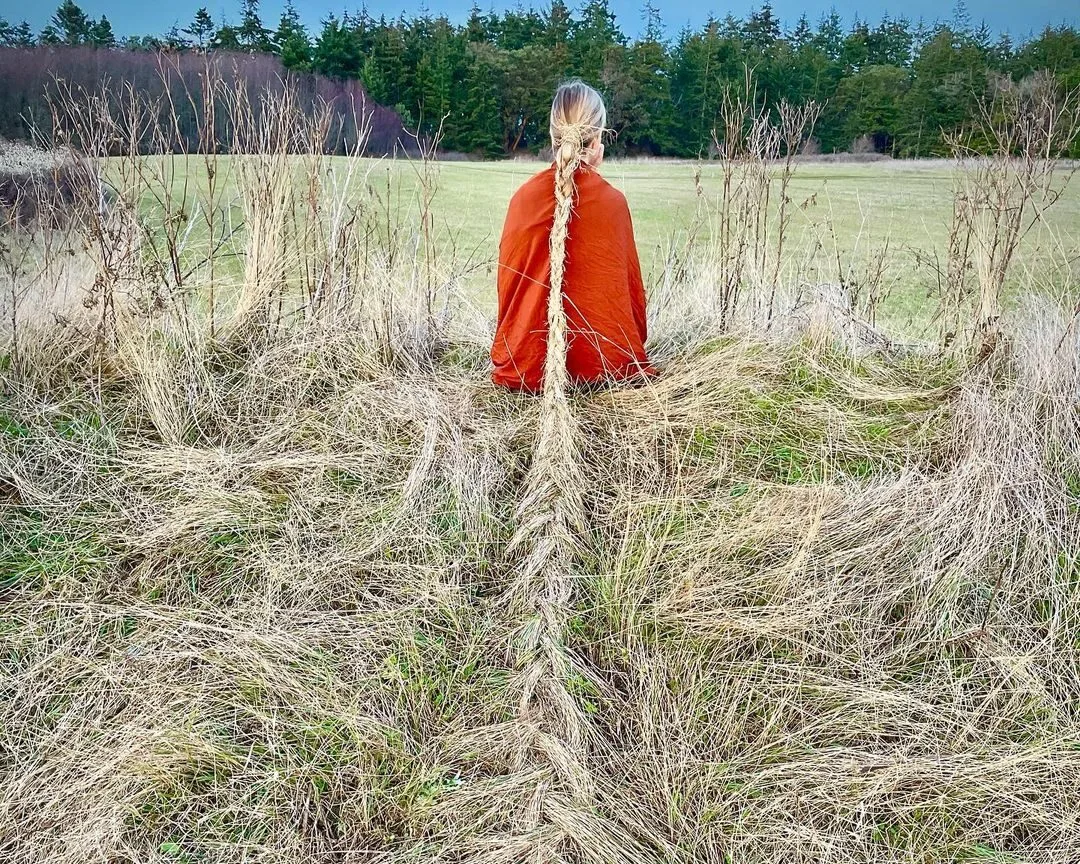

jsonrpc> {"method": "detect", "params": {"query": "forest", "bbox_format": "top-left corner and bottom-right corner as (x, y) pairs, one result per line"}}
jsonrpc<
(1, 0), (1079, 158)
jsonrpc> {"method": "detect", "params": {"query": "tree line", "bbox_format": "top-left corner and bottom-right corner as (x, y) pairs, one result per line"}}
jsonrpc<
(2, 0), (1079, 158)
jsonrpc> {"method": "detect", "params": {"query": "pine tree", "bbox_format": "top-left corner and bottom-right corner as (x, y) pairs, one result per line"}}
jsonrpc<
(841, 16), (870, 72)
(570, 0), (623, 84)
(89, 15), (114, 47)
(413, 15), (459, 130)
(543, 0), (572, 48)
(211, 23), (241, 51)
(719, 14), (741, 40)
(276, 2), (311, 70)
(498, 7), (543, 51)
(992, 32), (1014, 68)
(163, 25), (188, 50)
(46, 0), (92, 45)
(623, 0), (673, 153)
(952, 0), (971, 36)
(744, 2), (780, 50)
(465, 4), (491, 43)
(312, 15), (363, 81)
(832, 64), (910, 153)
(668, 18), (740, 157)
(124, 34), (163, 50)
(869, 15), (913, 67)
(789, 14), (813, 51)
(641, 0), (662, 43)
(183, 8), (215, 50)
(459, 44), (505, 155)
(0, 17), (32, 47)
(898, 25), (983, 156)
(237, 0), (272, 52)
(370, 19), (406, 108)
(814, 9), (844, 60)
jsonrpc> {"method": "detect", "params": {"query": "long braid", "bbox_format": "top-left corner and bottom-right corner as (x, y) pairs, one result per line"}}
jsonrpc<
(544, 128), (584, 405)
(503, 84), (612, 860)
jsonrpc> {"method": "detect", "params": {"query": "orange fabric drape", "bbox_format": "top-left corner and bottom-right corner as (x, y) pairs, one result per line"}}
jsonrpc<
(491, 164), (654, 392)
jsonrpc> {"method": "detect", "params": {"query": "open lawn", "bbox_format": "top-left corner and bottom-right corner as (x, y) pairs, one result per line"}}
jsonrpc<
(128, 155), (1080, 336)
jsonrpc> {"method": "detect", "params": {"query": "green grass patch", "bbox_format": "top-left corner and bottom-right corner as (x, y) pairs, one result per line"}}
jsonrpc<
(0, 508), (111, 592)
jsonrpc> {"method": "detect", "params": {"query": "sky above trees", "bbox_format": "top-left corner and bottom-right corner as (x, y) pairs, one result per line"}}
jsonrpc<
(1, 0), (1077, 42)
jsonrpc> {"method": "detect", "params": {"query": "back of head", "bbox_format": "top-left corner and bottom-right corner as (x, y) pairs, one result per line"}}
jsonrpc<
(549, 80), (607, 171)
(545, 80), (607, 398)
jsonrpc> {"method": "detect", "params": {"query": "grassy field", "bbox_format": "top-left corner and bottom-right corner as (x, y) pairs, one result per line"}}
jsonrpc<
(3, 128), (1080, 863)
(128, 154), (1080, 335)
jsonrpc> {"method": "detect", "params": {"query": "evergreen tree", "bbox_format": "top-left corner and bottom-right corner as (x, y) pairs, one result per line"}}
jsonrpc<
(620, 0), (673, 153)
(163, 24), (189, 50)
(992, 32), (1014, 68)
(841, 17), (870, 72)
(951, 0), (971, 35)
(869, 16), (913, 67)
(237, 0), (272, 52)
(361, 18), (406, 110)
(211, 23), (241, 51)
(459, 44), (505, 155)
(498, 7), (543, 50)
(570, 0), (623, 84)
(814, 10), (844, 60)
(542, 0), (572, 48)
(124, 34), (163, 50)
(538, 0), (572, 78)
(898, 26), (984, 156)
(465, 3), (494, 43)
(1013, 26), (1080, 89)
(668, 18), (745, 157)
(788, 15), (837, 115)
(183, 8), (215, 50)
(412, 15), (460, 131)
(641, 0), (662, 42)
(89, 15), (114, 47)
(500, 43), (553, 150)
(276, 2), (311, 70)
(0, 18), (36, 46)
(789, 14), (813, 51)
(312, 14), (362, 80)
(45, 0), (92, 45)
(744, 2), (780, 51)
(911, 17), (933, 55)
(4, 2), (1079, 161)
(832, 64), (910, 153)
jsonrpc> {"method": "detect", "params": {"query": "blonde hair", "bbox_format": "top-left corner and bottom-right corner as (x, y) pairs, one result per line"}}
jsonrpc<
(501, 82), (607, 845)
(545, 79), (607, 399)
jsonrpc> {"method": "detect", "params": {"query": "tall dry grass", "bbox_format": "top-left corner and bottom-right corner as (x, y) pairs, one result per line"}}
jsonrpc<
(1, 74), (1079, 864)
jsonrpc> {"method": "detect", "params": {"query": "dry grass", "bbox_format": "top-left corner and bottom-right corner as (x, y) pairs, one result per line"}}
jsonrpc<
(0, 140), (82, 230)
(1, 77), (1080, 864)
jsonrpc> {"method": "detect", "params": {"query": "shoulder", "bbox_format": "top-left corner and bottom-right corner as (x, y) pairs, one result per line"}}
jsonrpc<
(583, 168), (627, 204)
(580, 169), (630, 220)
(509, 165), (555, 207)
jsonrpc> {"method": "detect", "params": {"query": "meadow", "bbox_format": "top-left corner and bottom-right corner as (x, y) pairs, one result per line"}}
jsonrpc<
(132, 153), (1080, 337)
(2, 85), (1080, 864)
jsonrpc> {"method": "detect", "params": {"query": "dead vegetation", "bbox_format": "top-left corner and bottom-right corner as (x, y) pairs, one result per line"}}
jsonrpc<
(1, 73), (1079, 864)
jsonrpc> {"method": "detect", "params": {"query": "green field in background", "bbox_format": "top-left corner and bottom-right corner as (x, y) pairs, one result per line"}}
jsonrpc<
(130, 156), (1080, 337)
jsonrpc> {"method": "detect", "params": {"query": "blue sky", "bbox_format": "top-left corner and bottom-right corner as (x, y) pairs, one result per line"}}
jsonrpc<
(3, 0), (1078, 42)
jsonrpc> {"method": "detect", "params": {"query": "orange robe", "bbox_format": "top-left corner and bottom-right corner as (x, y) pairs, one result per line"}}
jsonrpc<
(491, 164), (653, 392)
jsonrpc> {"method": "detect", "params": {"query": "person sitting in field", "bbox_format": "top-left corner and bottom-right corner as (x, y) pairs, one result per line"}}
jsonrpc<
(491, 80), (654, 392)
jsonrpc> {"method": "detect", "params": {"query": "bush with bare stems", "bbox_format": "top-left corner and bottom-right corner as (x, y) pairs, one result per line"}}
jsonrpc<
(936, 72), (1080, 357)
